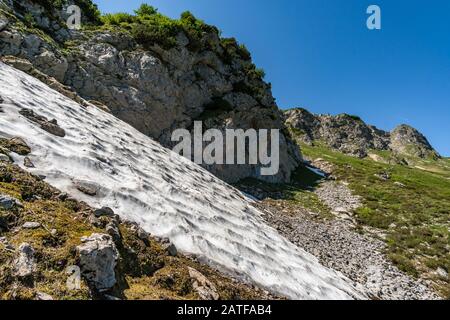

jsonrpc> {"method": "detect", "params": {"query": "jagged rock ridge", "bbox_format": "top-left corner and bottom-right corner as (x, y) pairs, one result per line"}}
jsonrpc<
(284, 108), (439, 160)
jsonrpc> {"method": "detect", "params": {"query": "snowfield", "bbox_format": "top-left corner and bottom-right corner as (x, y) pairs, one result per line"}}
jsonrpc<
(0, 62), (365, 299)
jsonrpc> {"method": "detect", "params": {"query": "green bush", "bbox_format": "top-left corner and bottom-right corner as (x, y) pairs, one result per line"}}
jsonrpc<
(101, 12), (136, 26)
(254, 67), (266, 79)
(180, 11), (219, 51)
(346, 114), (362, 121)
(220, 38), (252, 61)
(131, 14), (181, 49)
(134, 4), (158, 16)
(32, 0), (64, 10)
(23, 13), (35, 27)
(100, 7), (220, 51)
(101, 11), (180, 49)
(97, 3), (266, 79)
(238, 44), (251, 60)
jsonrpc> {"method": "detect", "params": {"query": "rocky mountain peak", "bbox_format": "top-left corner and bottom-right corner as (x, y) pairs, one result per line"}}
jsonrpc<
(285, 108), (439, 160)
(285, 108), (390, 158)
(390, 124), (439, 159)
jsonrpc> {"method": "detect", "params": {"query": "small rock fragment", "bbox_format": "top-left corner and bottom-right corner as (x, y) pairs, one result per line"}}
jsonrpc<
(74, 180), (98, 196)
(159, 238), (177, 256)
(374, 172), (390, 181)
(136, 227), (149, 241)
(88, 215), (103, 228)
(164, 243), (178, 257)
(13, 243), (36, 278)
(35, 292), (53, 300)
(187, 267), (219, 300)
(0, 236), (12, 250)
(436, 267), (448, 278)
(56, 192), (68, 201)
(19, 108), (65, 137)
(5, 137), (31, 155)
(0, 217), (8, 232)
(22, 222), (41, 229)
(94, 207), (114, 217)
(0, 153), (10, 162)
(40, 120), (66, 137)
(106, 222), (121, 242)
(0, 193), (22, 210)
(23, 157), (35, 168)
(0, 16), (8, 32)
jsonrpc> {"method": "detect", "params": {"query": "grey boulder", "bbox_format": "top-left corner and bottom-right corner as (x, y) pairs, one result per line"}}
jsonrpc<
(76, 233), (119, 291)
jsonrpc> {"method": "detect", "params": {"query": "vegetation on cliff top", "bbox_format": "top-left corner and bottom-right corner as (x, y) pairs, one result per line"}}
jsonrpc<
(97, 4), (265, 79)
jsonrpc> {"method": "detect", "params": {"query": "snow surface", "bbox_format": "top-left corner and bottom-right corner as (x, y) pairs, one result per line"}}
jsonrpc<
(0, 62), (365, 299)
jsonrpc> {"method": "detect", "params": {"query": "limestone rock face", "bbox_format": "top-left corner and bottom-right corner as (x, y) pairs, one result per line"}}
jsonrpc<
(0, 0), (301, 183)
(62, 32), (301, 182)
(285, 108), (438, 159)
(76, 233), (119, 291)
(0, 0), (70, 81)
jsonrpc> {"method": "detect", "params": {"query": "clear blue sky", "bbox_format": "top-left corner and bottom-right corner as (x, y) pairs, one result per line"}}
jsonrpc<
(93, 0), (450, 156)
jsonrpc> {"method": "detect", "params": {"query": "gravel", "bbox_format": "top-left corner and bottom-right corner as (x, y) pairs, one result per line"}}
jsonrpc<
(257, 199), (441, 300)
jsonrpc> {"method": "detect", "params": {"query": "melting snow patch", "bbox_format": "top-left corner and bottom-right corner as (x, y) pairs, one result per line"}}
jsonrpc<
(0, 62), (365, 300)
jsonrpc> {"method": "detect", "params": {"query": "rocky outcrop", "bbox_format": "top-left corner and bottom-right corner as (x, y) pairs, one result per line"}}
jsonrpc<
(13, 243), (36, 278)
(0, 136), (31, 155)
(76, 233), (119, 291)
(19, 108), (66, 137)
(0, 0), (69, 81)
(390, 124), (439, 159)
(285, 108), (439, 159)
(187, 267), (220, 300)
(0, 56), (101, 110)
(62, 30), (301, 183)
(0, 0), (301, 183)
(0, 192), (22, 210)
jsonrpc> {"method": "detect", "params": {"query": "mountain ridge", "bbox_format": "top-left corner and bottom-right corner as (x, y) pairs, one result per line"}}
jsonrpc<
(284, 107), (440, 161)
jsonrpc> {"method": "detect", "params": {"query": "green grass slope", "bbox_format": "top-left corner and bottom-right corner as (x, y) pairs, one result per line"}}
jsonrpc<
(300, 142), (449, 297)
